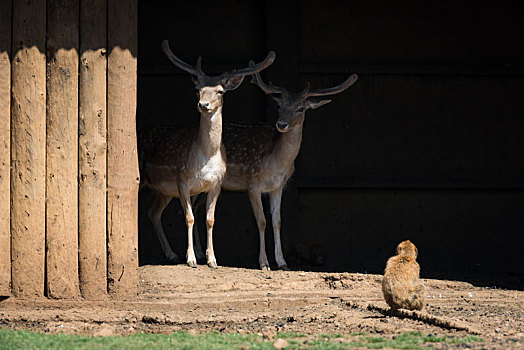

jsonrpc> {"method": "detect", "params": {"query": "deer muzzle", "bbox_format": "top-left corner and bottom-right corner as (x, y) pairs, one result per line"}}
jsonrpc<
(276, 121), (289, 132)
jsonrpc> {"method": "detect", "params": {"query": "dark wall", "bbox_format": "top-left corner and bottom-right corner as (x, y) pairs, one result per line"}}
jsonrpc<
(137, 1), (524, 286)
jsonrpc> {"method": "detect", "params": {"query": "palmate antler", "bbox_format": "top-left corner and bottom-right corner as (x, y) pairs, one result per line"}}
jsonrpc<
(249, 61), (288, 95)
(250, 61), (358, 99)
(161, 40), (275, 80)
(303, 74), (358, 98)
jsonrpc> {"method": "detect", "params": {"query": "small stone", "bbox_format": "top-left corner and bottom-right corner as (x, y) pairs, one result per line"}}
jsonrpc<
(262, 328), (277, 340)
(187, 329), (198, 336)
(93, 327), (113, 337)
(273, 338), (289, 349)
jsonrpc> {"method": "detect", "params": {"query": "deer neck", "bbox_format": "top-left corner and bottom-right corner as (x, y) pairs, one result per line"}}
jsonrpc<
(273, 123), (303, 169)
(197, 107), (223, 157)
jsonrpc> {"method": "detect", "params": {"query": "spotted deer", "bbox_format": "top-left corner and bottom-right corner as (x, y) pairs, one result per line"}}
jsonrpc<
(193, 67), (358, 270)
(139, 40), (275, 268)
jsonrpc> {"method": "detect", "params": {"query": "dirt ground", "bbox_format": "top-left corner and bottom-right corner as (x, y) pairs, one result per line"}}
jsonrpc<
(0, 265), (523, 348)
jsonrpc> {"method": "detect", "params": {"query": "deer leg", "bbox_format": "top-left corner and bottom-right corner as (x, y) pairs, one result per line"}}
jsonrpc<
(248, 188), (270, 270)
(178, 184), (197, 268)
(147, 191), (178, 263)
(269, 187), (289, 270)
(205, 185), (221, 269)
(191, 194), (206, 261)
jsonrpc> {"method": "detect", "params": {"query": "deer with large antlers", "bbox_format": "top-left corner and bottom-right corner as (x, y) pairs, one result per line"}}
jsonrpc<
(193, 67), (358, 270)
(139, 41), (275, 268)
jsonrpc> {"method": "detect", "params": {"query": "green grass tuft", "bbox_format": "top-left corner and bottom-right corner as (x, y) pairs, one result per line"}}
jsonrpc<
(0, 330), (269, 350)
(350, 332), (483, 349)
(318, 333), (343, 339)
(0, 329), (484, 350)
(276, 331), (308, 338)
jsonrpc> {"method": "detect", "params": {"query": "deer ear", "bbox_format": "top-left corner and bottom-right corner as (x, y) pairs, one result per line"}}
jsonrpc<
(306, 98), (332, 110)
(223, 75), (245, 91)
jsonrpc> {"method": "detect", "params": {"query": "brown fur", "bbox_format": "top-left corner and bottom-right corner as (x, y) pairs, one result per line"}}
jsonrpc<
(139, 41), (275, 268)
(382, 240), (425, 311)
(220, 72), (358, 270)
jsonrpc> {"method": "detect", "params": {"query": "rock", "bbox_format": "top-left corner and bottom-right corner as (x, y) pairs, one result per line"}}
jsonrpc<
(273, 338), (289, 349)
(262, 328), (277, 340)
(187, 329), (198, 336)
(93, 327), (113, 337)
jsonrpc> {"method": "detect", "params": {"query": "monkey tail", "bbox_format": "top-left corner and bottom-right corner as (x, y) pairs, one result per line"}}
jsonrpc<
(368, 303), (482, 335)
(345, 300), (482, 335)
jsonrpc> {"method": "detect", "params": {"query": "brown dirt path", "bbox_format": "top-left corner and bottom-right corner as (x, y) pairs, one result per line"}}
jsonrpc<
(0, 265), (523, 348)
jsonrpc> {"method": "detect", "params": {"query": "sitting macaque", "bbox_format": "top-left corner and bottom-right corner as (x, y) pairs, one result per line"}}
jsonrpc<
(382, 240), (425, 311)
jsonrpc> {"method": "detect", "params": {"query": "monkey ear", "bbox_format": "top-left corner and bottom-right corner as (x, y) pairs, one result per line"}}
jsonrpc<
(414, 245), (418, 258)
(223, 75), (245, 91)
(306, 97), (332, 110)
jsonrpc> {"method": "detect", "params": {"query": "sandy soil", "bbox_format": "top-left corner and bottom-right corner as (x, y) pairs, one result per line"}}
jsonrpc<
(0, 265), (523, 348)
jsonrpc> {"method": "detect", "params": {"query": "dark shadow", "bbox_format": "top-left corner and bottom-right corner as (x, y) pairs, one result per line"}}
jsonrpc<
(137, 0), (524, 292)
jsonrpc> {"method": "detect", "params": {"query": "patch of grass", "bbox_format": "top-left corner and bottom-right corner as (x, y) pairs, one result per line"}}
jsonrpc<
(0, 330), (270, 350)
(0, 329), (484, 350)
(350, 332), (483, 349)
(276, 331), (308, 338)
(350, 332), (366, 336)
(318, 333), (343, 339)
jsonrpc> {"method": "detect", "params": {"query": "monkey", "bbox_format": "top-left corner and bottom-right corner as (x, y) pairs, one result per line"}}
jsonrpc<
(382, 240), (425, 311)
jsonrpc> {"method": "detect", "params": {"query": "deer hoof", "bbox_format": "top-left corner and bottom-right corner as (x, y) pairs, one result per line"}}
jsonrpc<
(208, 262), (218, 269)
(278, 264), (290, 271)
(187, 261), (197, 268)
(260, 265), (271, 271)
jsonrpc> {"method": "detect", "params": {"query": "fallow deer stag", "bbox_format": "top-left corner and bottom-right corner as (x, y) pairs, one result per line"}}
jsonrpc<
(139, 40), (275, 268)
(193, 67), (358, 270)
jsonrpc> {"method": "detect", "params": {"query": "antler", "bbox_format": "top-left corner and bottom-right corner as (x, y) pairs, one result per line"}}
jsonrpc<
(249, 60), (288, 95)
(251, 69), (358, 98)
(161, 40), (204, 77)
(163, 39), (274, 80)
(304, 74), (358, 98)
(299, 82), (311, 98)
(228, 51), (276, 77)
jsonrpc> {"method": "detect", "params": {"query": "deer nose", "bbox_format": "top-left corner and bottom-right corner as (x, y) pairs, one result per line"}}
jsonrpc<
(276, 121), (289, 131)
(198, 101), (210, 109)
